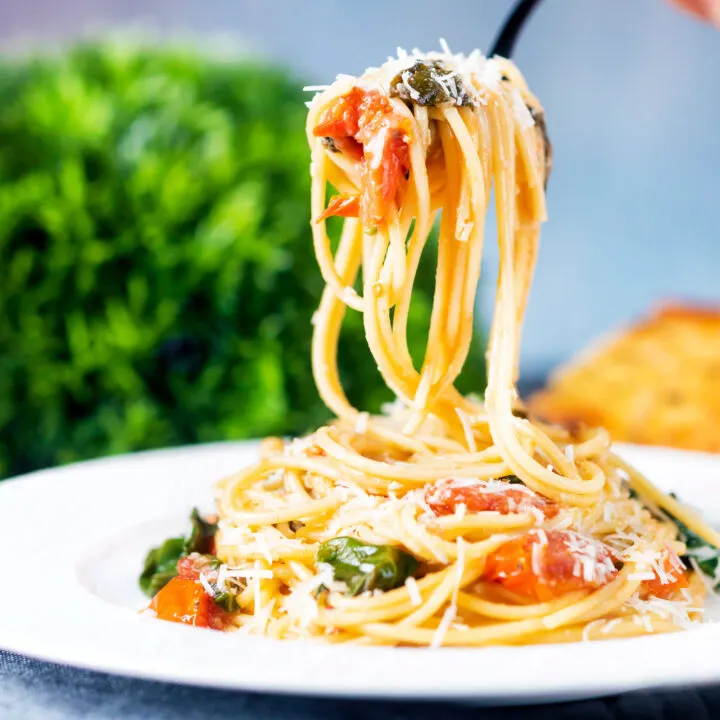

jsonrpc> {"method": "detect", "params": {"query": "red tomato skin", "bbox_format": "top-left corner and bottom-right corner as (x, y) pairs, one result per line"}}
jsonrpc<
(425, 479), (558, 519)
(641, 548), (689, 599)
(317, 194), (360, 222)
(313, 88), (411, 224)
(177, 556), (200, 580)
(151, 577), (211, 627)
(482, 530), (618, 602)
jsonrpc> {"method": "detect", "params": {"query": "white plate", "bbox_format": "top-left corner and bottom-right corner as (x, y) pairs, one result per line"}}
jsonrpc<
(2, 441), (720, 705)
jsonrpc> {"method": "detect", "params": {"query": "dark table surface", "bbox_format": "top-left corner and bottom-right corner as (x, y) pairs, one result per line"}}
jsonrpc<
(2, 650), (719, 720)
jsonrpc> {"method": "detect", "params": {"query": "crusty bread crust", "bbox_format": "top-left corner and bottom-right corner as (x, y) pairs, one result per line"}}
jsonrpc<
(528, 303), (720, 453)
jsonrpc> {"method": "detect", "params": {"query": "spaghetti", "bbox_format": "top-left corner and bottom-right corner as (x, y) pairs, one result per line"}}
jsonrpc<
(142, 44), (720, 646)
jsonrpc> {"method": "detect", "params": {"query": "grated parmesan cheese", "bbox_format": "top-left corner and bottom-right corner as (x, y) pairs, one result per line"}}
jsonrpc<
(431, 537), (465, 647)
(405, 577), (422, 606)
(511, 87), (535, 130)
(582, 619), (604, 642)
(354, 412), (370, 434)
(600, 618), (622, 635)
(198, 572), (215, 596)
(430, 603), (456, 648)
(456, 408), (477, 453)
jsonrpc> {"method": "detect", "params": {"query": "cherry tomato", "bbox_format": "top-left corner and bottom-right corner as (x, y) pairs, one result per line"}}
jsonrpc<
(313, 88), (411, 224)
(641, 548), (689, 600)
(317, 194), (360, 222)
(425, 479), (558, 519)
(151, 577), (212, 627)
(482, 530), (618, 602)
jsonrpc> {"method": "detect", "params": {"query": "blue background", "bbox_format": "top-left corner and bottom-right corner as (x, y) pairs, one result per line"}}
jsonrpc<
(2, 0), (718, 376)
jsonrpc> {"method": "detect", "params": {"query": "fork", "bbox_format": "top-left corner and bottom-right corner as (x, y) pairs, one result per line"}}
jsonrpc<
(489, 0), (544, 58)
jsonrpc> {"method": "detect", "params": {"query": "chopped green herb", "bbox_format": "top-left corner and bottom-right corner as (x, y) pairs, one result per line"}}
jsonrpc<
(139, 537), (185, 597)
(664, 494), (720, 588)
(321, 136), (340, 152)
(213, 591), (239, 613)
(316, 537), (419, 596)
(527, 104), (553, 187)
(390, 61), (473, 107)
(139, 508), (217, 597)
(183, 508), (217, 556)
(634, 491), (720, 589)
(673, 514), (720, 587)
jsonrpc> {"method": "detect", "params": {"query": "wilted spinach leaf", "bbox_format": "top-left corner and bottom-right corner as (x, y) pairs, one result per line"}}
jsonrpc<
(667, 497), (720, 589)
(139, 537), (185, 597)
(139, 508), (217, 597)
(390, 60), (472, 107)
(316, 537), (419, 596)
(636, 491), (720, 589)
(183, 508), (217, 555)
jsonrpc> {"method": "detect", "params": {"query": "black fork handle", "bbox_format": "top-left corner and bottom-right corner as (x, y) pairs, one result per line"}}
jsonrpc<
(488, 0), (544, 59)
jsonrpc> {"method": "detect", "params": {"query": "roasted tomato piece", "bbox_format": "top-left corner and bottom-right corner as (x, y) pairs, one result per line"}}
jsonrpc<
(482, 530), (618, 602)
(314, 87), (364, 138)
(425, 479), (558, 519)
(313, 87), (411, 224)
(316, 194), (360, 222)
(151, 577), (212, 627)
(177, 553), (218, 581)
(641, 547), (689, 599)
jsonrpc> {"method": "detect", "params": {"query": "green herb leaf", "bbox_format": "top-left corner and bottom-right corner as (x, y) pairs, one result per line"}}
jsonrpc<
(669, 510), (720, 588)
(138, 508), (217, 597)
(389, 61), (473, 107)
(183, 508), (217, 556)
(316, 537), (419, 596)
(139, 536), (185, 597)
(641, 492), (720, 589)
(213, 591), (239, 613)
(527, 104), (553, 187)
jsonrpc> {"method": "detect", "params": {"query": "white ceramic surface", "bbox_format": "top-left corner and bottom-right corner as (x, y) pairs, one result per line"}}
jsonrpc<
(1, 440), (720, 704)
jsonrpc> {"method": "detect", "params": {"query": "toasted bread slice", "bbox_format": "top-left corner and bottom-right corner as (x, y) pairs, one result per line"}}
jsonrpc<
(528, 304), (720, 453)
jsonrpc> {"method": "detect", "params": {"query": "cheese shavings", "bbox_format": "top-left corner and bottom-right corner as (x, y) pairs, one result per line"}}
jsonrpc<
(431, 537), (465, 648)
(405, 576), (422, 606)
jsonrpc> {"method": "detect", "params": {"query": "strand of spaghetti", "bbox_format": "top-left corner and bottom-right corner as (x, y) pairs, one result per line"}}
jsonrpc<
(309, 144), (364, 310)
(519, 617), (679, 645)
(456, 589), (588, 620)
(485, 98), (592, 497)
(408, 118), (464, 429)
(216, 544), (316, 564)
(361, 566), (643, 646)
(363, 224), (417, 406)
(314, 426), (511, 481)
(311, 216), (365, 420)
(316, 572), (457, 627)
(399, 502), (460, 562)
(391, 107), (433, 350)
(571, 427), (612, 460)
(407, 106), (488, 433)
(429, 512), (536, 536)
(616, 454), (720, 547)
(225, 494), (344, 527)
